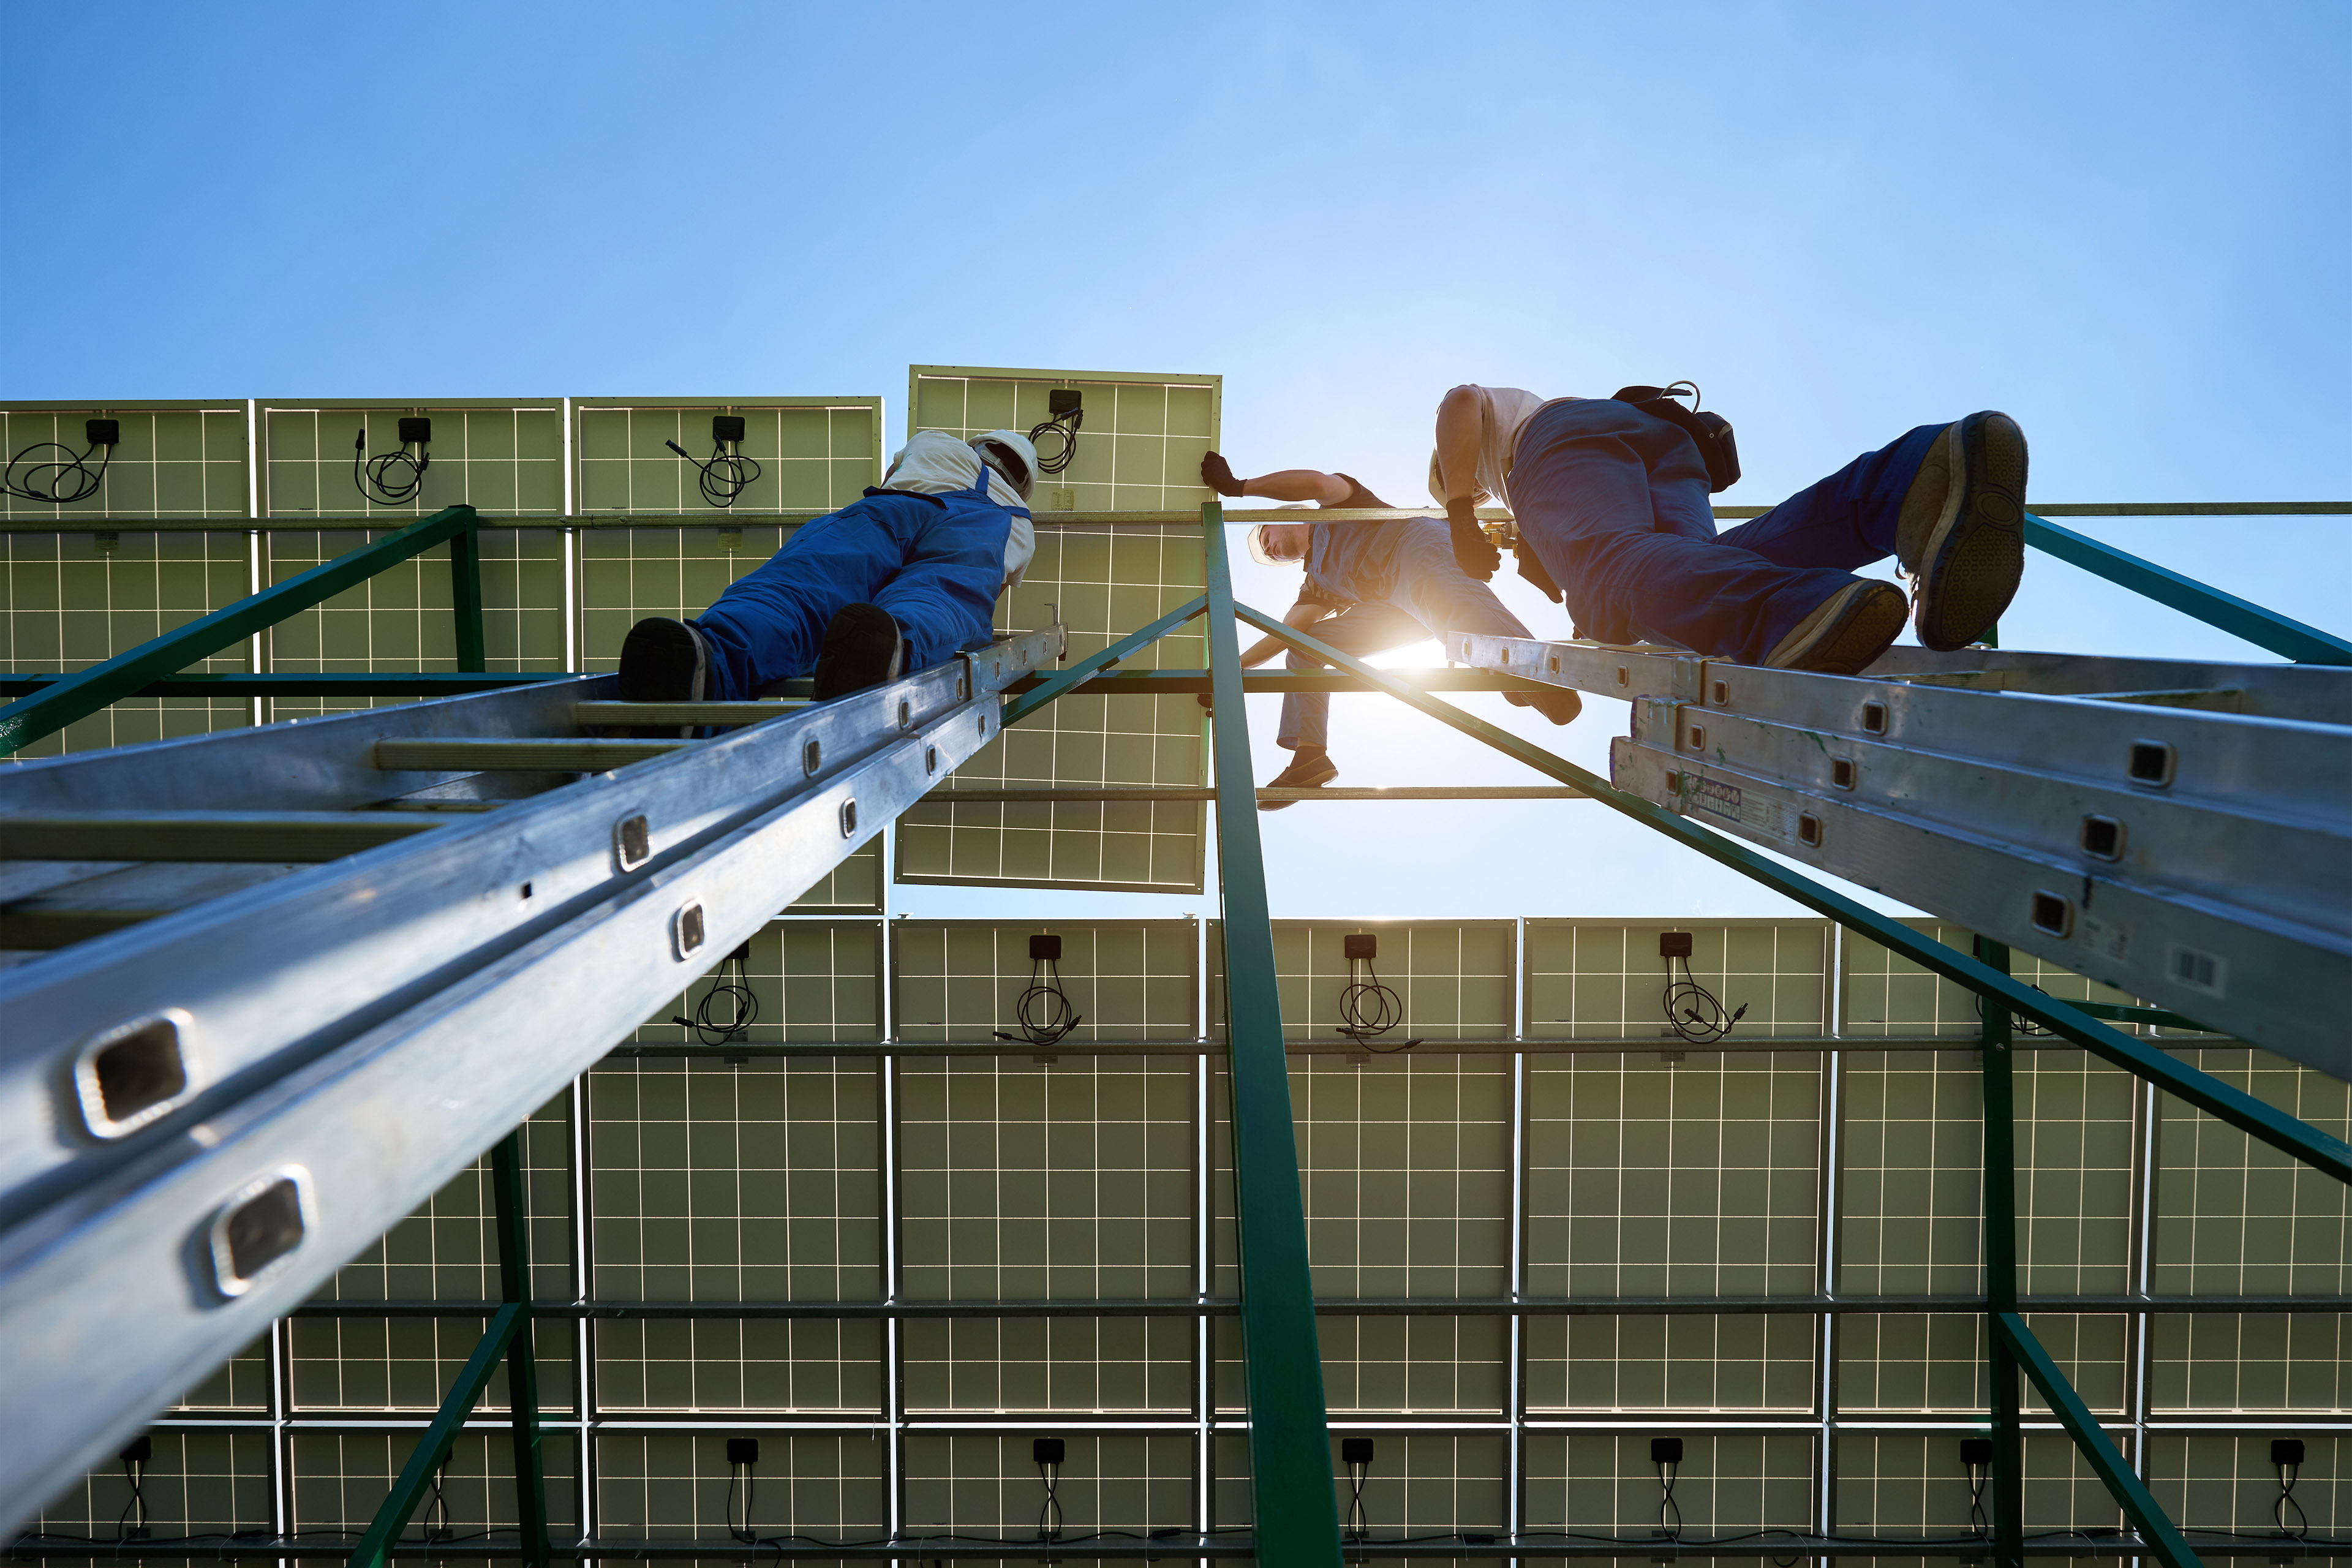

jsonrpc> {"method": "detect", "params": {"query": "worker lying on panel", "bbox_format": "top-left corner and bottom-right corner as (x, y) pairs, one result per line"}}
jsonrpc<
(1429, 385), (2029, 673)
(618, 429), (1038, 702)
(1198, 451), (1581, 808)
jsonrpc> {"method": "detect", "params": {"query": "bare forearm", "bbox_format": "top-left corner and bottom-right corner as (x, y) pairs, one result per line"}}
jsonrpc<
(1240, 600), (1332, 667)
(1434, 386), (1485, 503)
(1241, 468), (1351, 505)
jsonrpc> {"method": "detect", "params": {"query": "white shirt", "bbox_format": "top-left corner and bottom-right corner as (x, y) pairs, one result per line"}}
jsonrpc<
(881, 429), (1036, 591)
(1444, 385), (1559, 511)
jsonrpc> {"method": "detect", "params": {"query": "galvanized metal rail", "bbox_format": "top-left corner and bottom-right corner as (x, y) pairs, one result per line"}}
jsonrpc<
(0, 624), (1063, 1537)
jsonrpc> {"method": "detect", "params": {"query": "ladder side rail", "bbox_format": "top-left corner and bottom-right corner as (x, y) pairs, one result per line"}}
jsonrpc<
(0, 636), (1054, 1240)
(1199, 504), (1346, 1567)
(1607, 725), (2348, 1071)
(0, 676), (605, 813)
(0, 506), (482, 758)
(1239, 600), (2352, 1181)
(0, 655), (1014, 1531)
(2022, 511), (2352, 666)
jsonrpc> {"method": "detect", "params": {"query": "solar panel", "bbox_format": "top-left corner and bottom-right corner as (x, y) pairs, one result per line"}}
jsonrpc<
(572, 398), (880, 517)
(895, 365), (1216, 894)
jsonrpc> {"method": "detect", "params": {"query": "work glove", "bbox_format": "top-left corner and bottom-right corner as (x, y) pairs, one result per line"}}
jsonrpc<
(1516, 542), (1564, 603)
(1446, 498), (1499, 580)
(1200, 451), (1246, 498)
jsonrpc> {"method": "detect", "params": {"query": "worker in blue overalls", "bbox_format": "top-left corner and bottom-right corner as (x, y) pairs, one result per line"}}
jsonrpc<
(619, 428), (1038, 703)
(1200, 451), (1581, 808)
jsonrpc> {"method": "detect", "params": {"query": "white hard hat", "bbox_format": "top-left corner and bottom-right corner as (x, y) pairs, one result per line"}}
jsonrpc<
(971, 429), (1039, 501)
(1246, 523), (1280, 566)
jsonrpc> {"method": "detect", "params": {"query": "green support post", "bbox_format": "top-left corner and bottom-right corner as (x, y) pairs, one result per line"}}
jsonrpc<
(0, 505), (481, 756)
(450, 518), (487, 674)
(1000, 594), (1207, 727)
(344, 1128), (548, 1568)
(1200, 505), (1345, 1566)
(490, 1131), (551, 1568)
(1233, 601), (2352, 1184)
(1976, 937), (2025, 1568)
(2024, 513), (2352, 664)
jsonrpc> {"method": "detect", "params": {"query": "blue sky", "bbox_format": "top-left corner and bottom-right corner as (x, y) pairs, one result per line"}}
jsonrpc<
(5, 0), (2346, 922)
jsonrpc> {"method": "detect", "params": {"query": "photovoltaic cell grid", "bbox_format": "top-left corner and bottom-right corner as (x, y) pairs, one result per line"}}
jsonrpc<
(1206, 918), (1516, 1042)
(889, 920), (1200, 1044)
(897, 366), (1215, 894)
(1525, 918), (1828, 1038)
(573, 399), (880, 516)
(0, 402), (249, 521)
(625, 919), (883, 1048)
(257, 401), (566, 520)
(31, 916), (2351, 1548)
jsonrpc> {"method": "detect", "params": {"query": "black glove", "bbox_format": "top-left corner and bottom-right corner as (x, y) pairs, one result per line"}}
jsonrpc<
(1447, 498), (1499, 580)
(1200, 450), (1246, 498)
(1516, 541), (1563, 603)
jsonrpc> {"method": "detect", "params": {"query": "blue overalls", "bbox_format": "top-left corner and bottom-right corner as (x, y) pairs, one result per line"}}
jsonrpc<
(690, 466), (1020, 701)
(1277, 517), (1537, 752)
(1506, 399), (1944, 663)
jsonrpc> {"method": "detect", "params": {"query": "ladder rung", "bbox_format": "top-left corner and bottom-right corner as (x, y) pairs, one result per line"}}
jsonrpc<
(0, 812), (451, 863)
(374, 738), (691, 772)
(573, 700), (810, 726)
(1, 862), (303, 949)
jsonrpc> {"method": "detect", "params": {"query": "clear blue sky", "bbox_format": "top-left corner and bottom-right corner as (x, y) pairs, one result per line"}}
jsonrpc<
(5, 0), (2345, 923)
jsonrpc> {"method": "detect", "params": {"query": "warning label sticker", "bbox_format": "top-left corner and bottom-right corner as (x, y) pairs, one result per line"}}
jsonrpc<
(1689, 776), (1742, 820)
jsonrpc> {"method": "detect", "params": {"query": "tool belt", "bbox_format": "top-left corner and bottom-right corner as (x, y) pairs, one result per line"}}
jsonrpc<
(1613, 383), (1740, 492)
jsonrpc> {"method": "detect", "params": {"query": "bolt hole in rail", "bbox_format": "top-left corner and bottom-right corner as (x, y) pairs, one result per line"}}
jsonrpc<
(0, 499), (2342, 1564)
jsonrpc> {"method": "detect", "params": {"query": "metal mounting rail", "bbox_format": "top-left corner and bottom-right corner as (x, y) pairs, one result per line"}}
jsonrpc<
(1439, 630), (2351, 1074)
(0, 625), (1063, 1533)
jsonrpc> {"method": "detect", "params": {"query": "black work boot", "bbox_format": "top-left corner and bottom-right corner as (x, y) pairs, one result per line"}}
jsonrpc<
(619, 617), (709, 701)
(1258, 748), (1338, 811)
(812, 604), (905, 700)
(1896, 411), (2030, 651)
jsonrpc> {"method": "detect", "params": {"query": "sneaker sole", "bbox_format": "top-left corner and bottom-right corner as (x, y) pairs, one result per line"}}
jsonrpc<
(1913, 412), (2028, 651)
(617, 618), (706, 702)
(1766, 581), (1907, 676)
(812, 605), (905, 701)
(1258, 755), (1338, 810)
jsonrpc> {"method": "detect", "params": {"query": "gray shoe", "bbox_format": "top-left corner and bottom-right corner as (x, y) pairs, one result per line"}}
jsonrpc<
(1764, 581), (1907, 674)
(1896, 412), (2029, 651)
(1258, 750), (1338, 811)
(618, 617), (709, 701)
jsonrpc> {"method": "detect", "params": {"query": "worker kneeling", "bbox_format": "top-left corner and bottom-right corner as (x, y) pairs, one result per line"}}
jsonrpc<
(618, 429), (1038, 703)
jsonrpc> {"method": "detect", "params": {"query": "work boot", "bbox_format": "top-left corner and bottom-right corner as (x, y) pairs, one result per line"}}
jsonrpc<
(618, 617), (709, 701)
(1506, 687), (1583, 725)
(1896, 412), (2029, 651)
(1763, 581), (1907, 675)
(1258, 748), (1338, 810)
(812, 603), (905, 700)
(1200, 451), (1246, 497)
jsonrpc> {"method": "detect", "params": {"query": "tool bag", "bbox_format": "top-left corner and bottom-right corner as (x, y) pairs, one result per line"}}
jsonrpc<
(1612, 382), (1740, 492)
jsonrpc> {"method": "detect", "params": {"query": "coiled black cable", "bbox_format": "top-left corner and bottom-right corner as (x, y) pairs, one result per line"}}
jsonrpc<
(726, 1457), (756, 1543)
(1338, 950), (1409, 1049)
(423, 1459), (451, 1543)
(4, 429), (114, 504)
(115, 1441), (150, 1542)
(2277, 1452), (2309, 1540)
(1028, 402), (1082, 475)
(995, 942), (1082, 1048)
(1036, 1444), (1064, 1541)
(353, 425), (430, 505)
(1664, 950), (1746, 1044)
(1656, 1452), (1683, 1542)
(665, 436), (762, 507)
(672, 943), (759, 1046)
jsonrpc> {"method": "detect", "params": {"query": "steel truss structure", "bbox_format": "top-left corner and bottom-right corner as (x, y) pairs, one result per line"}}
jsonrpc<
(0, 501), (2345, 1566)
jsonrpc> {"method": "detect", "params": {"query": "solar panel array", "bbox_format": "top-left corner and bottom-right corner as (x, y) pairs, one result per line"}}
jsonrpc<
(27, 918), (2345, 1551)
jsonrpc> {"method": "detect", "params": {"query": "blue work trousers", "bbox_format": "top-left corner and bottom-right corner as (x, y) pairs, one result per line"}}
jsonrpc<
(1277, 522), (1534, 752)
(692, 490), (1011, 700)
(1507, 399), (1944, 663)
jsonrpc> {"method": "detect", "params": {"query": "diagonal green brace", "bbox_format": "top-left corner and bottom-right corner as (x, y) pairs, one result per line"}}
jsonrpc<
(1996, 1311), (2204, 1568)
(1235, 600), (2352, 1185)
(1000, 595), (1208, 727)
(2025, 513), (2352, 665)
(344, 1299), (524, 1568)
(491, 1131), (551, 1568)
(1201, 506), (1344, 1566)
(0, 505), (481, 756)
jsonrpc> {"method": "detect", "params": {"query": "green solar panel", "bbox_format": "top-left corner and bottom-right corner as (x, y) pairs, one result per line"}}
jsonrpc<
(0, 400), (249, 521)
(258, 398), (564, 519)
(895, 364), (1215, 894)
(573, 398), (880, 516)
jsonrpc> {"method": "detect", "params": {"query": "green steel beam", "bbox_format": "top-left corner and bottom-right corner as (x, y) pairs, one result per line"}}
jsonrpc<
(489, 1133), (551, 1568)
(451, 524), (487, 674)
(2024, 512), (2352, 665)
(344, 1300), (524, 1568)
(1200, 506), (1344, 1566)
(998, 595), (1208, 726)
(1996, 1312), (2204, 1568)
(1235, 601), (2352, 1185)
(1977, 937), (2026, 1568)
(0, 672), (568, 698)
(0, 505), (482, 756)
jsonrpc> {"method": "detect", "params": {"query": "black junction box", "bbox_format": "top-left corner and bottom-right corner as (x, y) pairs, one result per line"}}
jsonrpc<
(1960, 1438), (1994, 1466)
(1343, 933), (1378, 960)
(1659, 932), (1694, 959)
(1047, 389), (1082, 417)
(726, 1437), (759, 1464)
(396, 417), (432, 445)
(1341, 1437), (1374, 1464)
(1033, 1437), (1065, 1466)
(712, 415), (747, 443)
(86, 418), (121, 447)
(2273, 1438), (2306, 1466)
(119, 1435), (153, 1464)
(1651, 1437), (1684, 1464)
(1030, 934), (1062, 962)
